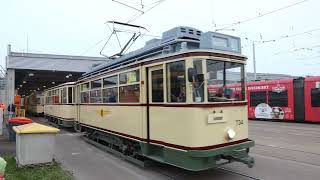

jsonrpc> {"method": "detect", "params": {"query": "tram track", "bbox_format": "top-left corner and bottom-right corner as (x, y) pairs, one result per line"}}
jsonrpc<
(250, 121), (320, 131)
(255, 143), (320, 156)
(218, 167), (262, 180)
(151, 167), (263, 180)
(250, 126), (320, 137)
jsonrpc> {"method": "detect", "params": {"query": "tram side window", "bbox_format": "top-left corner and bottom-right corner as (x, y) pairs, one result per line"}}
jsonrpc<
(151, 69), (164, 102)
(192, 59), (204, 102)
(207, 60), (244, 102)
(120, 70), (140, 84)
(53, 95), (60, 104)
(73, 87), (76, 104)
(103, 87), (118, 103)
(62, 88), (67, 104)
(207, 60), (224, 102)
(311, 88), (320, 107)
(119, 84), (140, 102)
(250, 91), (267, 106)
(268, 91), (288, 107)
(68, 87), (73, 104)
(90, 90), (102, 103)
(81, 92), (89, 103)
(167, 61), (186, 103)
(48, 96), (53, 104)
(81, 83), (90, 91)
(103, 75), (118, 87)
(91, 79), (102, 89)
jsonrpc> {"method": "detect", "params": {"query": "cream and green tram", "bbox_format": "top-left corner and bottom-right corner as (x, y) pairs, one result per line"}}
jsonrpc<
(75, 26), (254, 171)
(44, 82), (76, 127)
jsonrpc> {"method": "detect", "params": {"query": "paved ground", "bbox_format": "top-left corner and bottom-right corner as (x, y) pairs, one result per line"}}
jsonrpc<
(0, 124), (15, 156)
(3, 118), (320, 180)
(224, 121), (320, 180)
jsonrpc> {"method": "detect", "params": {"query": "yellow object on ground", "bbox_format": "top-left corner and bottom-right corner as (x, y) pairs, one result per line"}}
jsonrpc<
(13, 123), (60, 134)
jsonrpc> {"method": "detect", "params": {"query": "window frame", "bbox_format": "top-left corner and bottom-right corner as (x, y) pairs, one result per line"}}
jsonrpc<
(80, 82), (91, 103)
(119, 84), (140, 103)
(249, 91), (267, 107)
(102, 74), (119, 104)
(118, 68), (141, 103)
(91, 79), (102, 90)
(192, 59), (205, 103)
(103, 87), (118, 103)
(268, 90), (288, 107)
(103, 75), (118, 88)
(166, 60), (187, 103)
(119, 69), (140, 85)
(149, 67), (165, 103)
(205, 59), (245, 103)
(61, 87), (67, 104)
(89, 89), (102, 103)
(311, 88), (320, 107)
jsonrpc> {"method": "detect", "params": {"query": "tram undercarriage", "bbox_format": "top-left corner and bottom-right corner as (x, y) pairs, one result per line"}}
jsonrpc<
(45, 114), (75, 128)
(76, 123), (255, 171)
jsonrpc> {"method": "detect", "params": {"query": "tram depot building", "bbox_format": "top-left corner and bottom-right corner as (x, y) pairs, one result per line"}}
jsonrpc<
(4, 44), (106, 108)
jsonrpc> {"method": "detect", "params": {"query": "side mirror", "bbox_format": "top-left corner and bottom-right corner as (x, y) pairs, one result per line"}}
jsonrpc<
(195, 74), (204, 82)
(188, 68), (195, 82)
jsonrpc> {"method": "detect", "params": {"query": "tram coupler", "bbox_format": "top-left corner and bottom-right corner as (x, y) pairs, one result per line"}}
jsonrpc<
(221, 146), (255, 168)
(223, 155), (255, 168)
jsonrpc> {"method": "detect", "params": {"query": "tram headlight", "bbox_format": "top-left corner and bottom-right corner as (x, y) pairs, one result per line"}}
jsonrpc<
(227, 128), (236, 139)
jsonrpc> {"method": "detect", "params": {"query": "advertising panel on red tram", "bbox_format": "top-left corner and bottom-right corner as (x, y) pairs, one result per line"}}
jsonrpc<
(304, 76), (320, 122)
(247, 79), (295, 121)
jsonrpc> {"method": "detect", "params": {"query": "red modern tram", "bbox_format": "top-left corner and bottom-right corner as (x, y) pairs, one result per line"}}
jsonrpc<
(208, 76), (320, 123)
(247, 76), (320, 122)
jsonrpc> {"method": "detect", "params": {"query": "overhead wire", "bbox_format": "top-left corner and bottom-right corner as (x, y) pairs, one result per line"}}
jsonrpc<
(80, 0), (166, 56)
(112, 0), (144, 13)
(241, 27), (320, 49)
(127, 0), (166, 23)
(216, 0), (310, 31)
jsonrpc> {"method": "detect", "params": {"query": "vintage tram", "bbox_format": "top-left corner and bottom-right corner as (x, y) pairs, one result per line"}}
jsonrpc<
(43, 82), (76, 127)
(72, 26), (254, 171)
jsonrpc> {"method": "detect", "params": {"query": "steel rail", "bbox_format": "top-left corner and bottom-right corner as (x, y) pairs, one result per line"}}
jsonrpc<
(218, 167), (262, 180)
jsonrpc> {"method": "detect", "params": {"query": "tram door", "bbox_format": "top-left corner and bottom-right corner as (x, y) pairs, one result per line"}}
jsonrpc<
(147, 65), (164, 140)
(76, 85), (81, 124)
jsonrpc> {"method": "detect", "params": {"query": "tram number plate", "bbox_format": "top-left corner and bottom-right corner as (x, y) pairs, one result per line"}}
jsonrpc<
(236, 120), (244, 126)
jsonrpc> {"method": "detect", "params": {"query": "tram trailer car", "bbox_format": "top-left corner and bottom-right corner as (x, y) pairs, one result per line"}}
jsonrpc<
(28, 92), (44, 116)
(74, 26), (254, 171)
(44, 82), (76, 127)
(247, 76), (320, 122)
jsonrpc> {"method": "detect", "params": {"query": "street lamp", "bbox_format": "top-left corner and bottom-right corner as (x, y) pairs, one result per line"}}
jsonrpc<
(245, 38), (275, 80)
(245, 38), (258, 80)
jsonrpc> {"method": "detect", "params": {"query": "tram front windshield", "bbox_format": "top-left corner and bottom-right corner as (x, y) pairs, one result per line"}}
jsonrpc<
(206, 60), (245, 102)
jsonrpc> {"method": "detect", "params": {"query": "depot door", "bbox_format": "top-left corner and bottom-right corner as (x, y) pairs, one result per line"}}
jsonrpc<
(147, 65), (164, 140)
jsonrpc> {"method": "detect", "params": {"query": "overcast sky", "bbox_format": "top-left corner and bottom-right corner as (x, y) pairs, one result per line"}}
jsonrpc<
(0, 0), (319, 76)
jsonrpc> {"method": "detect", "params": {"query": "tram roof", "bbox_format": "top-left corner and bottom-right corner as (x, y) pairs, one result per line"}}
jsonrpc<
(82, 26), (244, 79)
(43, 81), (76, 92)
